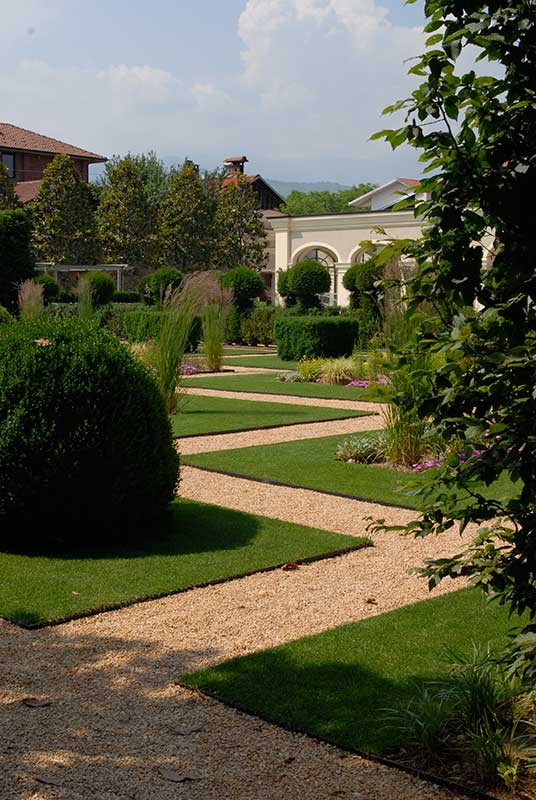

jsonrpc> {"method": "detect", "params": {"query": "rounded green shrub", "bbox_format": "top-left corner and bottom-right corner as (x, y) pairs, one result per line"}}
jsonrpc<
(0, 306), (12, 326)
(85, 270), (115, 306)
(0, 318), (179, 543)
(287, 260), (330, 310)
(35, 274), (60, 304)
(221, 266), (264, 312)
(138, 268), (184, 305)
(277, 271), (296, 307)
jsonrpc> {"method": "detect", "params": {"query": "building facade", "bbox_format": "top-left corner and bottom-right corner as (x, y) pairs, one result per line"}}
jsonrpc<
(0, 122), (107, 203)
(268, 208), (424, 306)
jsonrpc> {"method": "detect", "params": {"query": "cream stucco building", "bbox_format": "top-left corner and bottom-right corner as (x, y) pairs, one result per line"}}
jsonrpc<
(267, 206), (424, 307)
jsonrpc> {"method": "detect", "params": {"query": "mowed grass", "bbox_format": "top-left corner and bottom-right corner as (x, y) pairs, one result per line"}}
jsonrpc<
(184, 373), (371, 401)
(171, 395), (369, 438)
(181, 589), (521, 754)
(0, 499), (370, 626)
(221, 356), (299, 370)
(185, 433), (515, 508)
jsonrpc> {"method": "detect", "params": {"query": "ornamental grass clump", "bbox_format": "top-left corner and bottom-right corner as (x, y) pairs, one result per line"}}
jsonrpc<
(155, 274), (203, 414)
(77, 276), (94, 320)
(317, 357), (359, 385)
(18, 279), (44, 321)
(0, 318), (178, 544)
(193, 271), (232, 372)
(336, 431), (388, 464)
(384, 647), (536, 792)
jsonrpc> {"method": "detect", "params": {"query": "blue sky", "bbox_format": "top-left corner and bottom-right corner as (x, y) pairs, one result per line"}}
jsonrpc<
(1, 1), (427, 184)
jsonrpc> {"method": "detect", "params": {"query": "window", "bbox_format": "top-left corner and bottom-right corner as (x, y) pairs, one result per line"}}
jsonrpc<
(297, 248), (335, 306)
(1, 153), (15, 179)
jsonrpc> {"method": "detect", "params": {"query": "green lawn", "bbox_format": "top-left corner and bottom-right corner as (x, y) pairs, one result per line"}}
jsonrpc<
(221, 356), (299, 370)
(181, 589), (520, 754)
(185, 373), (371, 401)
(172, 396), (369, 438)
(185, 433), (515, 508)
(0, 499), (370, 626)
(220, 347), (277, 356)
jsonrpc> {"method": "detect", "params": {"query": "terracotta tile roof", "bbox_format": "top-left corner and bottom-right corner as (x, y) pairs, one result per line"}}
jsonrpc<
(398, 178), (420, 186)
(14, 180), (41, 204)
(221, 174), (258, 189)
(0, 123), (107, 162)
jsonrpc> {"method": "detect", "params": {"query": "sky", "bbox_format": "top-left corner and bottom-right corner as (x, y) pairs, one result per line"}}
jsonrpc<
(0, 1), (428, 184)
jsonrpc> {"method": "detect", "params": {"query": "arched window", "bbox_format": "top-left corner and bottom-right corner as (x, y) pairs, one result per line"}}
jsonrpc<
(296, 248), (335, 306)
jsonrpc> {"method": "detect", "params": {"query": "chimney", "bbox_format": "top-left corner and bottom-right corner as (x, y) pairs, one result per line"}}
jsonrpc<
(223, 155), (248, 177)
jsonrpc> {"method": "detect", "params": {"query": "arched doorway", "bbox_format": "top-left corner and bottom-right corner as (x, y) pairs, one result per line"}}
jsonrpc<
(294, 246), (338, 306)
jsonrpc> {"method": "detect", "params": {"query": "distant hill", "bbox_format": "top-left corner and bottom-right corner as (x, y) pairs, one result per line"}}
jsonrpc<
(266, 179), (352, 198)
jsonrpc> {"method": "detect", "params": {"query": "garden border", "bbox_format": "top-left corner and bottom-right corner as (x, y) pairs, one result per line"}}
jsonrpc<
(183, 464), (417, 511)
(178, 683), (502, 800)
(3, 541), (371, 631)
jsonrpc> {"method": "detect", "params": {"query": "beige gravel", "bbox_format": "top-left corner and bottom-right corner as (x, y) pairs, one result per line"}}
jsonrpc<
(186, 385), (386, 415)
(0, 388), (469, 799)
(178, 414), (383, 454)
(0, 512), (467, 800)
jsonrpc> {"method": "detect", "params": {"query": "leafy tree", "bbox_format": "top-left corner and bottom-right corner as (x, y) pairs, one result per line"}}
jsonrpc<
(286, 260), (331, 310)
(0, 163), (19, 210)
(277, 270), (296, 307)
(213, 175), (267, 271)
(34, 273), (60, 304)
(138, 267), (184, 305)
(158, 161), (214, 269)
(33, 154), (98, 264)
(99, 151), (171, 213)
(221, 265), (265, 343)
(97, 157), (156, 266)
(370, 0), (536, 679)
(343, 259), (384, 343)
(282, 184), (376, 215)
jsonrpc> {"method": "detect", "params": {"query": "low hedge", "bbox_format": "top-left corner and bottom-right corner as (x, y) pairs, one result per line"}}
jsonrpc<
(275, 315), (359, 360)
(122, 309), (202, 352)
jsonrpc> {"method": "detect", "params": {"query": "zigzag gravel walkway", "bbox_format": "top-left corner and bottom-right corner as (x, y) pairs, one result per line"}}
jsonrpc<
(1, 388), (467, 800)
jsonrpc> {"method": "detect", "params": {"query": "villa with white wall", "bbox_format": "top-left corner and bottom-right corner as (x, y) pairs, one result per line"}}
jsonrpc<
(267, 178), (426, 306)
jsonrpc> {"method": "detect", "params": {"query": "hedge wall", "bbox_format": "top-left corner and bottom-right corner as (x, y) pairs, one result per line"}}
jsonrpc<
(275, 315), (359, 360)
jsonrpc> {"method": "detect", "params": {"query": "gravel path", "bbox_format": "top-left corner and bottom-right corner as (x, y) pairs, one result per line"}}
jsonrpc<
(0, 387), (469, 799)
(178, 414), (383, 454)
(186, 385), (385, 415)
(0, 516), (467, 799)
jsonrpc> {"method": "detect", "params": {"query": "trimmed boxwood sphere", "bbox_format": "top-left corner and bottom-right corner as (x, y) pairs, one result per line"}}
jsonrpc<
(0, 318), (179, 544)
(86, 270), (115, 306)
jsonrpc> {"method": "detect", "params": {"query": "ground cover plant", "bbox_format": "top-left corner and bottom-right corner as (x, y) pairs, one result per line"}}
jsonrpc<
(171, 397), (369, 438)
(184, 433), (515, 508)
(181, 589), (521, 758)
(183, 373), (372, 401)
(0, 499), (369, 626)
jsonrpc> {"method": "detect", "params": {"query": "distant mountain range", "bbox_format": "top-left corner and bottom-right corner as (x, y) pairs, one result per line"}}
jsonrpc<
(266, 179), (351, 198)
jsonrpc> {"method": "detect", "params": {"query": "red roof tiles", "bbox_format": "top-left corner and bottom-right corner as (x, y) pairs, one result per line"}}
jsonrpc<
(0, 123), (106, 162)
(14, 180), (41, 204)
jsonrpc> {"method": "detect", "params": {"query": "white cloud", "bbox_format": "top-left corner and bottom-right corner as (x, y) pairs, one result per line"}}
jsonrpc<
(0, 1), (427, 182)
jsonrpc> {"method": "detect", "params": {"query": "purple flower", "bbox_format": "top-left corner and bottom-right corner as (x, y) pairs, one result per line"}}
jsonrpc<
(179, 363), (200, 375)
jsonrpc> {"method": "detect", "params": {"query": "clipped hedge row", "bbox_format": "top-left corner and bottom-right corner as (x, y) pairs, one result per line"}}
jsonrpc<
(275, 315), (359, 360)
(45, 303), (202, 351)
(121, 309), (202, 352)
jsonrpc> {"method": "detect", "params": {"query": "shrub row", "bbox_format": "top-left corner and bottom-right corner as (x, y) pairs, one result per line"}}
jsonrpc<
(275, 315), (359, 360)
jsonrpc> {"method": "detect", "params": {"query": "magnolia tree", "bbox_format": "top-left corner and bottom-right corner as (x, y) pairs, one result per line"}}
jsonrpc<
(371, 0), (536, 679)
